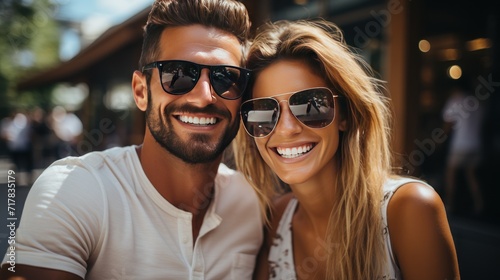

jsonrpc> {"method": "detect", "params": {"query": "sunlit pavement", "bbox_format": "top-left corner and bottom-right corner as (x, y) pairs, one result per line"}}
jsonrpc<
(0, 163), (499, 279)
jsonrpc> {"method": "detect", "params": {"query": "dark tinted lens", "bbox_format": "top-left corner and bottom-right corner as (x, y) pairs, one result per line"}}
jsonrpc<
(241, 99), (279, 137)
(160, 61), (198, 94)
(289, 88), (335, 128)
(211, 66), (247, 99)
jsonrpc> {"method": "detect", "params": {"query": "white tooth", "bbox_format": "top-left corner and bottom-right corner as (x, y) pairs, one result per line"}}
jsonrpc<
(277, 144), (313, 158)
(179, 115), (217, 125)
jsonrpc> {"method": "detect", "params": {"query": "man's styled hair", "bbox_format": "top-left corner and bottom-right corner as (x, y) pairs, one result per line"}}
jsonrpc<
(139, 0), (251, 71)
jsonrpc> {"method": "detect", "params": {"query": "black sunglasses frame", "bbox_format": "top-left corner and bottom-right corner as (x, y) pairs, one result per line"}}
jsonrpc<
(142, 60), (251, 100)
(240, 87), (339, 138)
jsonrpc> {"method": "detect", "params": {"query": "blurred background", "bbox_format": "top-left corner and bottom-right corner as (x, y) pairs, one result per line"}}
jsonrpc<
(0, 0), (499, 278)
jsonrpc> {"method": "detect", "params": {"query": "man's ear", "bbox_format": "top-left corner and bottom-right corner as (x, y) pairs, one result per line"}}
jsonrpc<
(132, 70), (148, 111)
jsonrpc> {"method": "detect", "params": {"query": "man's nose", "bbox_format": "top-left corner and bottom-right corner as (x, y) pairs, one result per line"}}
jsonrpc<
(184, 69), (216, 107)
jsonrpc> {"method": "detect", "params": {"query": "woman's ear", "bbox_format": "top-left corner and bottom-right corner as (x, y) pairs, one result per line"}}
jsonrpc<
(132, 70), (148, 111)
(338, 117), (347, 131)
(336, 104), (347, 131)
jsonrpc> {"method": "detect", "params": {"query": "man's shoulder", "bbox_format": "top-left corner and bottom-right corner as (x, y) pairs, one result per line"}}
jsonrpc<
(214, 163), (263, 226)
(80, 145), (134, 164)
(215, 163), (257, 201)
(216, 163), (251, 188)
(50, 145), (135, 171)
(36, 146), (137, 191)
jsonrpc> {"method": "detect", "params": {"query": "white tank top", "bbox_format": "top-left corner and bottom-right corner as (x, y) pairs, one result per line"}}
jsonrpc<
(268, 177), (430, 279)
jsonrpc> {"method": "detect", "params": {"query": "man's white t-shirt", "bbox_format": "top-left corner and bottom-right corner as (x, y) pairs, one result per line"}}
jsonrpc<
(2, 146), (263, 279)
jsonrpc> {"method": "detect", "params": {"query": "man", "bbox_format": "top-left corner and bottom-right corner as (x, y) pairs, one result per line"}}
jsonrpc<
(0, 0), (262, 279)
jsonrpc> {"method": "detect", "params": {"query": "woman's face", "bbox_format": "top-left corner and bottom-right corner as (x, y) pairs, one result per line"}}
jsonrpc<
(251, 59), (346, 185)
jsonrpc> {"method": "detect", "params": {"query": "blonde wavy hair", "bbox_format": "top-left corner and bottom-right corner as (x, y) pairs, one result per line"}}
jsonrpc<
(233, 19), (393, 279)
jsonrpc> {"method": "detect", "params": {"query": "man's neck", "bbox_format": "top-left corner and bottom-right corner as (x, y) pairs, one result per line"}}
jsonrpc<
(137, 140), (222, 242)
(136, 141), (220, 215)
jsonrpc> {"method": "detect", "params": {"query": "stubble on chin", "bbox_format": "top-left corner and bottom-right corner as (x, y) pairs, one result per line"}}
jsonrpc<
(145, 99), (239, 164)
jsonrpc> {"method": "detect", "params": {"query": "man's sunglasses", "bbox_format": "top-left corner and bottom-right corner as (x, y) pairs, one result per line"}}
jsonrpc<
(142, 60), (251, 100)
(240, 87), (338, 138)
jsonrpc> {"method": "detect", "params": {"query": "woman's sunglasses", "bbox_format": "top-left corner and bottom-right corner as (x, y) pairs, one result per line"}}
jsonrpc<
(142, 60), (251, 100)
(241, 87), (338, 138)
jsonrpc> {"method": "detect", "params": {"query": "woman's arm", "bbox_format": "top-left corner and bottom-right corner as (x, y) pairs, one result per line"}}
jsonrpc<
(388, 182), (460, 280)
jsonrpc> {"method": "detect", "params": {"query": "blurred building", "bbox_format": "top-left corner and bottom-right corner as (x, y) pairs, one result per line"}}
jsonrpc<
(17, 0), (499, 215)
(10, 2), (500, 277)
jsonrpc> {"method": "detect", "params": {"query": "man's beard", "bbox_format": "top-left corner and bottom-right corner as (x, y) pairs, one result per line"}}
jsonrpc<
(145, 91), (239, 164)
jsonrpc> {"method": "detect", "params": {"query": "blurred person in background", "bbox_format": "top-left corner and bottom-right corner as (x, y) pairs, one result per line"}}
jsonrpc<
(442, 81), (485, 215)
(49, 105), (83, 159)
(29, 106), (53, 179)
(1, 110), (33, 185)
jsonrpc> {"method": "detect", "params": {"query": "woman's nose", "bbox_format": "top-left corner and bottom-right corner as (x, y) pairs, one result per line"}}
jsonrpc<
(272, 101), (303, 137)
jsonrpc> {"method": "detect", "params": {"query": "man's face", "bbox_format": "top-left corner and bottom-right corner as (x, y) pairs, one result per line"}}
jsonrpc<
(145, 25), (243, 164)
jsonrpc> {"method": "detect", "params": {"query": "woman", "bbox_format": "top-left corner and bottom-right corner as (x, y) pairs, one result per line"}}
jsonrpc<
(234, 20), (459, 279)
